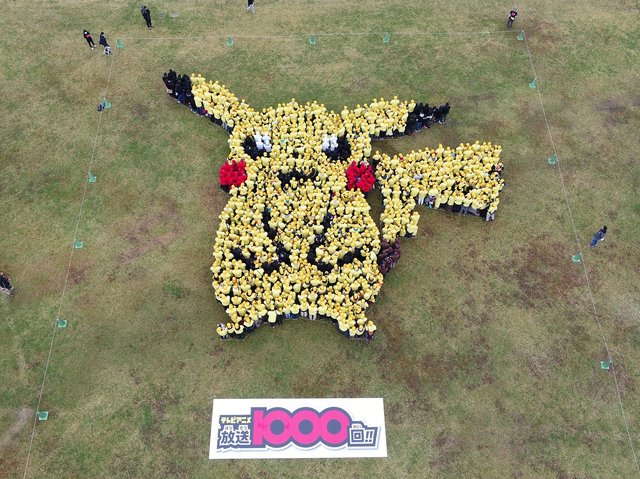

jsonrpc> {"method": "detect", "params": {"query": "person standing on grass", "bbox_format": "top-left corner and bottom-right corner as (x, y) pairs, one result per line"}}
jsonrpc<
(247, 0), (255, 14)
(0, 272), (14, 296)
(365, 321), (376, 341)
(216, 323), (229, 339)
(99, 32), (109, 49)
(507, 8), (518, 28)
(141, 5), (153, 29)
(589, 225), (607, 248)
(98, 32), (112, 54)
(83, 30), (96, 49)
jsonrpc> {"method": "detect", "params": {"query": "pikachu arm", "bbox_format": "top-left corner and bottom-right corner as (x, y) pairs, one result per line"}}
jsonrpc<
(376, 142), (504, 242)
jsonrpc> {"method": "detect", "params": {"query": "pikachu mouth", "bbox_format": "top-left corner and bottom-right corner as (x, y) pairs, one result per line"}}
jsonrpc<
(277, 168), (318, 188)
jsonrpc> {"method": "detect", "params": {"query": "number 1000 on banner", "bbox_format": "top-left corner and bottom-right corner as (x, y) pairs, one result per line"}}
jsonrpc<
(209, 398), (387, 459)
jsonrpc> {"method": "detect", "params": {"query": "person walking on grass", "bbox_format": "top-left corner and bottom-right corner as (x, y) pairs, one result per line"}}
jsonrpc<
(247, 0), (255, 14)
(141, 5), (153, 28)
(507, 8), (518, 28)
(589, 225), (607, 248)
(83, 30), (96, 49)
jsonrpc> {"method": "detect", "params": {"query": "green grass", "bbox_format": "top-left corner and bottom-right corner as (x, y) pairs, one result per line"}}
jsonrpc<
(1, 1), (639, 478)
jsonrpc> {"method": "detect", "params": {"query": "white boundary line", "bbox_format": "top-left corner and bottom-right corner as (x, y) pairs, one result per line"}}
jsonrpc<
(123, 29), (515, 41)
(523, 34), (640, 476)
(21, 50), (118, 479)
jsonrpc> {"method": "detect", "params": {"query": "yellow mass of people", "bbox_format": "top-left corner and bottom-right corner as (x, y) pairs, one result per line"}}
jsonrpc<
(376, 142), (504, 242)
(166, 72), (504, 340)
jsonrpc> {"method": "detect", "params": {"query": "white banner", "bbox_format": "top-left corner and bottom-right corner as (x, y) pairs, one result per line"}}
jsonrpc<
(209, 398), (387, 459)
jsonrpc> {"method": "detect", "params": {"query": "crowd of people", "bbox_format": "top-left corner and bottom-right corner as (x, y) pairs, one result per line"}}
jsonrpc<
(345, 161), (376, 193)
(376, 142), (504, 242)
(163, 70), (500, 340)
(219, 159), (248, 190)
(377, 239), (401, 276)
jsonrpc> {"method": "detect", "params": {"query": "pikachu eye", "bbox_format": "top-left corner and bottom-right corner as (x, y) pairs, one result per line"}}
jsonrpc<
(322, 133), (351, 161)
(243, 133), (272, 158)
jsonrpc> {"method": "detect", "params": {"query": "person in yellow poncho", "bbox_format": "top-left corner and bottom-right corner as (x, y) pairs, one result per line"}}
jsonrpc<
(216, 323), (229, 340)
(267, 310), (278, 327)
(348, 326), (357, 339)
(233, 321), (245, 339)
(365, 320), (377, 341)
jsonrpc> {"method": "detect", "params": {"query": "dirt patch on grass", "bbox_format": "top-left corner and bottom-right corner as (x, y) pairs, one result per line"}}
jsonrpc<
(291, 362), (338, 397)
(378, 321), (429, 394)
(599, 99), (631, 126)
(430, 430), (462, 467)
(202, 182), (229, 216)
(467, 92), (498, 105)
(378, 313), (493, 394)
(130, 368), (143, 385)
(421, 352), (450, 386)
(68, 263), (88, 285)
(609, 356), (635, 396)
(118, 199), (183, 265)
(343, 76), (368, 95)
(445, 246), (484, 285)
(133, 102), (150, 121)
(0, 406), (31, 450)
(425, 334), (493, 389)
(491, 234), (583, 307)
(526, 20), (563, 56)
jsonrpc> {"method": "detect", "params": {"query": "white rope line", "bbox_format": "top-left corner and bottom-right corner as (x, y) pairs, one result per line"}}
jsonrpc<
(523, 34), (640, 476)
(21, 50), (118, 479)
(123, 29), (515, 41)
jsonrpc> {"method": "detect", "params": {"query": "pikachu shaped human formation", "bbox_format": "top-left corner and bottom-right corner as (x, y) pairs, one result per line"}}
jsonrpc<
(162, 70), (505, 340)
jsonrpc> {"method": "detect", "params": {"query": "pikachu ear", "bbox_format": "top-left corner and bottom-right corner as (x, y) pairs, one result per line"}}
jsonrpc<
(359, 98), (450, 138)
(376, 142), (504, 241)
(359, 97), (411, 137)
(163, 70), (256, 131)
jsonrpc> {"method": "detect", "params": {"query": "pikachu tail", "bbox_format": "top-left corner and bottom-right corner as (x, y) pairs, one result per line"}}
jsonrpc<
(377, 142), (504, 242)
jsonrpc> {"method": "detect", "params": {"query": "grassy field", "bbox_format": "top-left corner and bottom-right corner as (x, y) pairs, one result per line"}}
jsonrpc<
(1, 0), (639, 477)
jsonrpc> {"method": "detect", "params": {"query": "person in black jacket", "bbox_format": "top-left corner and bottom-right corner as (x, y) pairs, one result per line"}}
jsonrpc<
(163, 69), (178, 95)
(141, 5), (153, 28)
(99, 32), (109, 48)
(507, 8), (518, 28)
(441, 102), (450, 122)
(0, 272), (13, 296)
